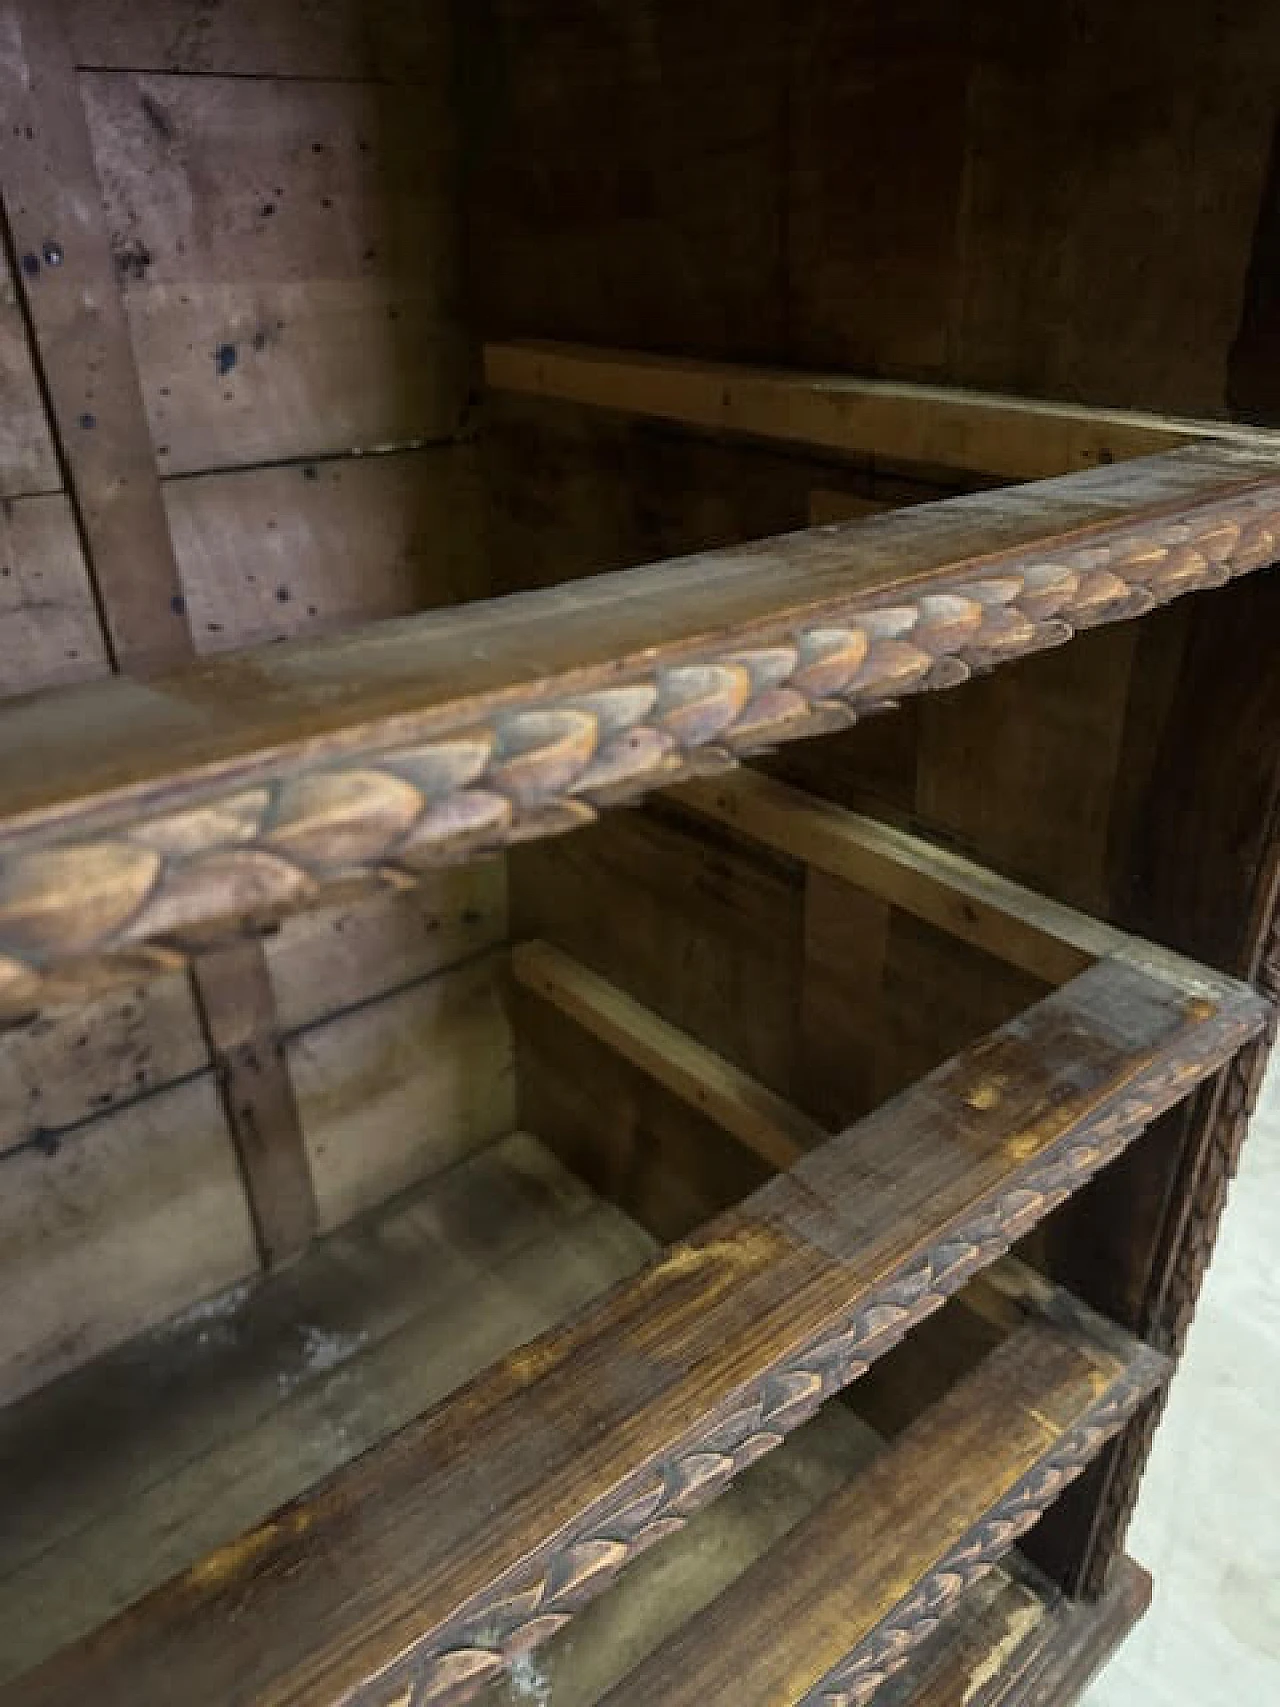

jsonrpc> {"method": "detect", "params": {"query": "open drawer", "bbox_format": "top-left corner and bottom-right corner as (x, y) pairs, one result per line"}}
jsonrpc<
(0, 740), (1266, 1706)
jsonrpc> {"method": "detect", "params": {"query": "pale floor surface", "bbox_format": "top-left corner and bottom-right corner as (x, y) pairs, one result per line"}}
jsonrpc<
(1084, 1060), (1280, 1706)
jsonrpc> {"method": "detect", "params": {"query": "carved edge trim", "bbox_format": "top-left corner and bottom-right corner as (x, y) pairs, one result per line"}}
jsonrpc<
(800, 1347), (1167, 1707)
(1078, 885), (1280, 1597)
(2, 482), (1278, 1015)
(348, 992), (1260, 1707)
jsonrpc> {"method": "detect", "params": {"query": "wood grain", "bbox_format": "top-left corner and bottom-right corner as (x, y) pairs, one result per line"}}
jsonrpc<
(0, 493), (110, 696)
(0, 2), (189, 672)
(164, 447), (486, 656)
(287, 953), (515, 1233)
(0, 1134), (655, 1684)
(80, 70), (467, 475)
(1, 958), (1261, 1707)
(592, 1317), (1164, 1707)
(486, 340), (1280, 483)
(0, 1073), (257, 1407)
(0, 443), (1275, 1011)
(512, 939), (820, 1171)
(192, 940), (316, 1268)
(0, 250), (60, 499)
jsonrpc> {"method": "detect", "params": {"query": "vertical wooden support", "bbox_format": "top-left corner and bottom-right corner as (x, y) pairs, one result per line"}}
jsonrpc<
(0, 0), (316, 1266)
(0, 0), (189, 672)
(191, 942), (318, 1269)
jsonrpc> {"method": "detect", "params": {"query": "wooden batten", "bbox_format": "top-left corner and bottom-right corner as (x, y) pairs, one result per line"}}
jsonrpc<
(485, 339), (1280, 483)
(3, 955), (1256, 1707)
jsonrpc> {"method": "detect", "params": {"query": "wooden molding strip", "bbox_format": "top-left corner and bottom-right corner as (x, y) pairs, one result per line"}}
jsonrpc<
(0, 1), (189, 672)
(4, 959), (1261, 1707)
(0, 444), (1277, 1018)
(485, 339), (1280, 484)
(511, 939), (822, 1169)
(593, 1313), (1166, 1707)
(672, 768), (1239, 1002)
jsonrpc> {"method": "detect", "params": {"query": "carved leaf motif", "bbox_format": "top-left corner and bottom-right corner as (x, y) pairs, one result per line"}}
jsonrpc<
(267, 770), (422, 869)
(130, 790), (271, 856)
(121, 848), (314, 942)
(488, 709), (599, 804)
(0, 842), (159, 958)
(655, 664), (752, 746)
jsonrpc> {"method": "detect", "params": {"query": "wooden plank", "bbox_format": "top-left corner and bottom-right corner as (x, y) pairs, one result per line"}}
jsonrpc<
(485, 340), (1280, 483)
(951, 4), (1278, 417)
(0, 968), (206, 1157)
(287, 954), (515, 1233)
(674, 767), (1250, 1011)
(676, 770), (1098, 985)
(0, 252), (60, 499)
(266, 861), (506, 1035)
(593, 1315), (1164, 1707)
(2, 959), (1261, 1707)
(1, 441), (1276, 1011)
(0, 1073), (258, 1407)
(466, 3), (787, 360)
(515, 983), (771, 1244)
(64, 1), (449, 81)
(0, 1134), (656, 1685)
(163, 447), (486, 656)
(80, 71), (467, 476)
(512, 940), (820, 1170)
(192, 940), (316, 1268)
(0, 2), (189, 672)
(512, 807), (804, 1097)
(0, 493), (110, 696)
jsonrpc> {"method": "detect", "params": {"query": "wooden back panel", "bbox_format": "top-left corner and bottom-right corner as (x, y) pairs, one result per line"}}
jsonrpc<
(0, 0), (507, 1401)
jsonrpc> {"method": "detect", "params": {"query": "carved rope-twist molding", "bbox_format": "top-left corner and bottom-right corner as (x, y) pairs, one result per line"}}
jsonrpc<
(352, 998), (1256, 1707)
(801, 1357), (1165, 1707)
(1, 484), (1278, 1012)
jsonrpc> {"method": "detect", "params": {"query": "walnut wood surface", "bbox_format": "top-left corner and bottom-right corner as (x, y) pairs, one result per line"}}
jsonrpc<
(1, 957), (1261, 1707)
(592, 1314), (1164, 1707)
(0, 445), (1277, 1016)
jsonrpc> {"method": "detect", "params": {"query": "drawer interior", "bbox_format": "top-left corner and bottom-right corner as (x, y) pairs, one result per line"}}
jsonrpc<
(0, 754), (1262, 1704)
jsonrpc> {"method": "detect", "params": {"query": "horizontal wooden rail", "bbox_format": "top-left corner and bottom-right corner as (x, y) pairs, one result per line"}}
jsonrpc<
(672, 769), (1246, 1005)
(0, 442), (1278, 1019)
(511, 939), (822, 1168)
(5, 957), (1262, 1707)
(594, 1308), (1166, 1707)
(485, 339), (1280, 483)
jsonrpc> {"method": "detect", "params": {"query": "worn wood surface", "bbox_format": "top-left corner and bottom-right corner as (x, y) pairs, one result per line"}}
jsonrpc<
(191, 940), (316, 1268)
(512, 939), (819, 1170)
(0, 1134), (656, 1686)
(0, 251), (60, 500)
(0, 1), (190, 673)
(486, 340), (1280, 483)
(1, 958), (1259, 1707)
(0, 494), (111, 694)
(871, 1555), (1151, 1707)
(164, 448), (486, 655)
(80, 67), (467, 476)
(0, 444), (1275, 1014)
(0, 1072), (258, 1407)
(513, 806), (805, 1098)
(287, 951), (514, 1233)
(593, 1317), (1163, 1707)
